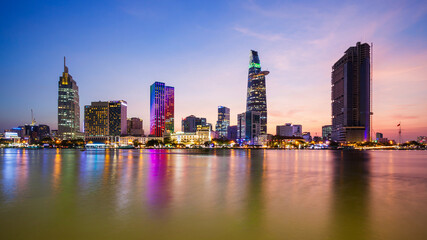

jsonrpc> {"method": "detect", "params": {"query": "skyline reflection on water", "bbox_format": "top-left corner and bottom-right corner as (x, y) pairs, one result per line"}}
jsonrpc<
(0, 149), (426, 239)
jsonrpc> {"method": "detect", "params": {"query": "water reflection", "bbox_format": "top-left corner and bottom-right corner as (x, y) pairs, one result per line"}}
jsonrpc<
(331, 150), (371, 240)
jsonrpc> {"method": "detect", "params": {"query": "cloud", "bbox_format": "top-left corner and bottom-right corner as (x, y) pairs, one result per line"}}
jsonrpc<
(233, 27), (287, 42)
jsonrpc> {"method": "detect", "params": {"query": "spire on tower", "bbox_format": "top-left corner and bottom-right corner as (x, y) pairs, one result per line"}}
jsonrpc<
(64, 56), (69, 73)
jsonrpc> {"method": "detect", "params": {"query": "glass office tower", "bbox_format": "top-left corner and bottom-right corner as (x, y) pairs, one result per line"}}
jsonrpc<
(58, 57), (80, 140)
(246, 50), (268, 134)
(331, 42), (371, 142)
(215, 106), (230, 138)
(165, 86), (175, 133)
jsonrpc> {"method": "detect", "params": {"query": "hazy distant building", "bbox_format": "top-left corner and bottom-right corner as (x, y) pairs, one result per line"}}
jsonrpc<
(303, 132), (312, 142)
(276, 123), (302, 137)
(84, 100), (127, 138)
(182, 115), (207, 133)
(127, 117), (144, 136)
(150, 82), (174, 137)
(215, 106), (230, 138)
(331, 42), (371, 142)
(246, 50), (269, 134)
(237, 111), (261, 145)
(322, 125), (332, 140)
(58, 57), (80, 140)
(376, 132), (383, 141)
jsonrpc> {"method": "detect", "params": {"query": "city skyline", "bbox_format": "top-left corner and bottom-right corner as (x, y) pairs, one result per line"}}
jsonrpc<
(1, 0), (426, 141)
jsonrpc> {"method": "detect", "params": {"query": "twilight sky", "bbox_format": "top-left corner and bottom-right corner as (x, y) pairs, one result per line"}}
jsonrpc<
(1, 0), (426, 141)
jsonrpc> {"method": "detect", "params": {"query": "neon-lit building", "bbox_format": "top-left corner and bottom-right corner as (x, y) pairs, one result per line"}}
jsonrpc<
(150, 82), (174, 137)
(331, 42), (371, 142)
(165, 86), (175, 133)
(58, 57), (80, 140)
(246, 50), (268, 135)
(215, 106), (230, 138)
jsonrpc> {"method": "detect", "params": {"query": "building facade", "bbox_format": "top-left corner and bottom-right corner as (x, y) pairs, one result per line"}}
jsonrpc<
(58, 57), (80, 139)
(331, 42), (371, 142)
(227, 125), (238, 141)
(215, 106), (230, 138)
(84, 100), (127, 139)
(182, 115), (207, 133)
(237, 111), (261, 145)
(150, 82), (174, 137)
(276, 123), (302, 137)
(246, 50), (268, 135)
(165, 86), (175, 133)
(322, 125), (332, 140)
(127, 117), (144, 136)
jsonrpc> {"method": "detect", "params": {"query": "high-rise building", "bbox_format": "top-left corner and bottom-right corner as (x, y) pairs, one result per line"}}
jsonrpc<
(331, 42), (371, 142)
(322, 125), (332, 140)
(237, 111), (261, 145)
(215, 106), (230, 138)
(182, 115), (207, 133)
(246, 50), (268, 134)
(150, 82), (174, 137)
(84, 100), (127, 137)
(165, 86), (175, 133)
(127, 117), (144, 136)
(58, 57), (80, 139)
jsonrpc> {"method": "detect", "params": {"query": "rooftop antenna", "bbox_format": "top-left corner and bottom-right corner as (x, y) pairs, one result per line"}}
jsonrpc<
(31, 109), (36, 125)
(398, 122), (402, 144)
(64, 56), (68, 73)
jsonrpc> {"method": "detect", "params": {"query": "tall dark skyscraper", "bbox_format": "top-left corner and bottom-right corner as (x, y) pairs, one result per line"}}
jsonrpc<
(246, 50), (268, 134)
(58, 57), (80, 140)
(150, 82), (174, 137)
(215, 106), (230, 138)
(331, 42), (371, 142)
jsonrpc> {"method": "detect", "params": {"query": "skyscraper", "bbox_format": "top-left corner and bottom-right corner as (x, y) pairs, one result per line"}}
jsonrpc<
(182, 115), (207, 133)
(84, 100), (127, 138)
(246, 50), (268, 134)
(127, 117), (144, 136)
(331, 42), (371, 142)
(237, 111), (261, 145)
(165, 86), (175, 133)
(215, 106), (230, 138)
(58, 57), (80, 139)
(150, 82), (174, 137)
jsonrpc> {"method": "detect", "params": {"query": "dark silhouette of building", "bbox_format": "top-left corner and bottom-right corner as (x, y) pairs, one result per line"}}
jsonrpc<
(246, 50), (268, 135)
(331, 42), (371, 142)
(58, 57), (80, 140)
(127, 117), (144, 136)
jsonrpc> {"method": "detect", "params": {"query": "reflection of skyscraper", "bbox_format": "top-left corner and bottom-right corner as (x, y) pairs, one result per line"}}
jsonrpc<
(246, 50), (268, 134)
(331, 42), (371, 142)
(150, 82), (174, 137)
(331, 151), (370, 239)
(215, 106), (230, 138)
(58, 57), (80, 139)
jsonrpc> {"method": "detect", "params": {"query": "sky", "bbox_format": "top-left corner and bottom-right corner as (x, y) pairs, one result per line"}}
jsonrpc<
(0, 0), (426, 141)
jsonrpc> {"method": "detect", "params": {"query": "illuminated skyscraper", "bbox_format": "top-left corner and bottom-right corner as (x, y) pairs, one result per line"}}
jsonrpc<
(58, 57), (80, 139)
(150, 82), (174, 137)
(331, 42), (371, 142)
(215, 106), (230, 138)
(165, 86), (175, 133)
(246, 50), (268, 134)
(237, 111), (261, 145)
(84, 100), (127, 137)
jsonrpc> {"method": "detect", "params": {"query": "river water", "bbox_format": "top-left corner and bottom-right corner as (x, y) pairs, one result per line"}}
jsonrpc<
(0, 149), (426, 239)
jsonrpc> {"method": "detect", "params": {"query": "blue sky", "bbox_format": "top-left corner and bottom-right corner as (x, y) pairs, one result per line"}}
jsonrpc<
(1, 0), (426, 141)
